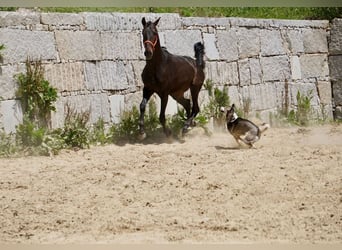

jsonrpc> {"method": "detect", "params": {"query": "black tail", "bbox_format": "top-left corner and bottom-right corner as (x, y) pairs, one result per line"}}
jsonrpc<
(194, 42), (205, 69)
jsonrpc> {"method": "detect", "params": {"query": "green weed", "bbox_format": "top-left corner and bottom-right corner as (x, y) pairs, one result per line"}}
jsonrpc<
(16, 58), (57, 128)
(288, 90), (313, 126)
(0, 44), (5, 63)
(60, 105), (90, 149)
(203, 80), (230, 129)
(108, 105), (140, 143)
(0, 130), (17, 157)
(89, 118), (108, 145)
(108, 100), (162, 143)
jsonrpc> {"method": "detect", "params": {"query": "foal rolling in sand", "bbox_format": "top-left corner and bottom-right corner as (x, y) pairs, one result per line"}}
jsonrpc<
(221, 104), (270, 148)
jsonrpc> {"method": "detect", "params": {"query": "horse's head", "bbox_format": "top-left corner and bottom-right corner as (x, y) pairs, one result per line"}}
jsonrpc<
(141, 17), (160, 60)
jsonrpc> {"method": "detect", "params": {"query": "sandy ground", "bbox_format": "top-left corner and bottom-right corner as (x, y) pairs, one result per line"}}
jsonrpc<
(0, 123), (341, 244)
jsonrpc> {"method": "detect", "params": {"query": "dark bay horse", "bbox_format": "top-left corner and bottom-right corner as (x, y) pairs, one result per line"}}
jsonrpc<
(139, 17), (205, 138)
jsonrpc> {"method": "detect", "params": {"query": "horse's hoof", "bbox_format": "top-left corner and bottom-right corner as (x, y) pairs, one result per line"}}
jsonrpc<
(165, 129), (172, 137)
(138, 132), (147, 141)
(182, 126), (191, 135)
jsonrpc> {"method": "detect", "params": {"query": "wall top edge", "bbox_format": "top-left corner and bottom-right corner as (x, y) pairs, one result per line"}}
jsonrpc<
(0, 10), (331, 30)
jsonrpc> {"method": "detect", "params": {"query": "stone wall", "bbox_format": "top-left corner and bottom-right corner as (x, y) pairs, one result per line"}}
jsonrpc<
(0, 10), (335, 133)
(329, 18), (342, 120)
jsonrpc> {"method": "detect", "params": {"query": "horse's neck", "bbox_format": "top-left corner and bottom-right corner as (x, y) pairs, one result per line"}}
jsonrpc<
(147, 42), (164, 66)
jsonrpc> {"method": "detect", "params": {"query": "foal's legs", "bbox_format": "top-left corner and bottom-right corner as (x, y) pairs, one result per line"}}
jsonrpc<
(139, 87), (154, 138)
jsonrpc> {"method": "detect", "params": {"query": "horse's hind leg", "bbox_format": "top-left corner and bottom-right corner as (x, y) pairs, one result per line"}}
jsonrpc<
(159, 94), (172, 137)
(171, 92), (191, 118)
(183, 85), (201, 133)
(139, 87), (154, 139)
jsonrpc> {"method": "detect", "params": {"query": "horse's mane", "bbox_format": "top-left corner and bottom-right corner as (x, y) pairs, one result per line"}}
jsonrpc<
(161, 46), (170, 54)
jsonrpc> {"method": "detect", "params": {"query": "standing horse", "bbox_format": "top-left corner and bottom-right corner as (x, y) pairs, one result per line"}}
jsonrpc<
(139, 17), (205, 138)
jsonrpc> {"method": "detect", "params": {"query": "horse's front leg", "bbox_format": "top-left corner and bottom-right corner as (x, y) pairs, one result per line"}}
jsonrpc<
(139, 87), (154, 139)
(159, 95), (171, 137)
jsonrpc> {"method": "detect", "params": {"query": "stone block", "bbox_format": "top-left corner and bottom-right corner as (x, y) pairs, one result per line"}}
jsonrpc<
(216, 29), (239, 62)
(242, 83), (278, 111)
(329, 19), (342, 55)
(53, 93), (110, 127)
(50, 97), (64, 129)
(229, 18), (271, 28)
(84, 61), (135, 92)
(227, 85), (240, 107)
(237, 28), (260, 58)
(249, 58), (262, 84)
(124, 91), (142, 112)
(334, 106), (342, 120)
(198, 89), (210, 108)
(158, 32), (166, 47)
(239, 86), (250, 108)
(143, 13), (182, 31)
(109, 94), (125, 123)
(0, 29), (57, 63)
(282, 29), (304, 55)
(274, 81), (286, 107)
(260, 29), (286, 56)
(41, 13), (83, 26)
(0, 99), (23, 133)
(261, 56), (290, 82)
(288, 82), (319, 107)
(55, 30), (101, 61)
(84, 12), (181, 31)
(317, 81), (332, 105)
(203, 33), (219, 60)
(205, 61), (239, 86)
(332, 80), (342, 106)
(303, 29), (328, 53)
(0, 64), (25, 100)
(244, 81), (286, 111)
(272, 19), (329, 29)
(329, 55), (342, 81)
(89, 93), (111, 124)
(267, 82), (286, 110)
(320, 103), (333, 120)
(238, 59), (250, 86)
(101, 32), (143, 60)
(132, 60), (146, 89)
(163, 30), (202, 57)
(0, 11), (40, 27)
(44, 62), (85, 92)
(83, 12), (115, 31)
(182, 17), (230, 28)
(299, 54), (329, 79)
(290, 56), (301, 80)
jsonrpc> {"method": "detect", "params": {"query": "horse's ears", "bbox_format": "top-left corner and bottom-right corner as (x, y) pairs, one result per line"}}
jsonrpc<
(154, 17), (161, 26)
(231, 104), (235, 110)
(142, 17), (146, 27)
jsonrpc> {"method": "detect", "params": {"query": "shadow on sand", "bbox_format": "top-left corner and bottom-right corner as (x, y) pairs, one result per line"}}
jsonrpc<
(114, 132), (186, 146)
(214, 145), (240, 150)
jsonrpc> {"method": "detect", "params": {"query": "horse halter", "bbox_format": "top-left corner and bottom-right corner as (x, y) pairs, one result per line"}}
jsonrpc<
(144, 35), (158, 51)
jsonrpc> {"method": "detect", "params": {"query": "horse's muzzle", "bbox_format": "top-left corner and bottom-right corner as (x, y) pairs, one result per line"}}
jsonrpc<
(144, 50), (153, 60)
